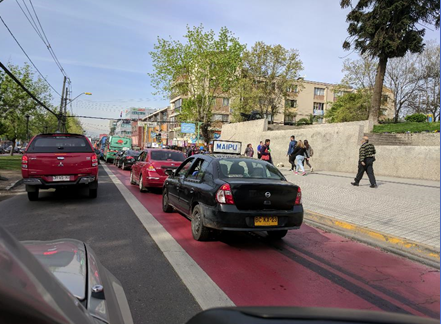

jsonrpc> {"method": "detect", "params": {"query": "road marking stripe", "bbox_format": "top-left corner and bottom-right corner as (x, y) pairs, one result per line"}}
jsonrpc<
(102, 165), (235, 310)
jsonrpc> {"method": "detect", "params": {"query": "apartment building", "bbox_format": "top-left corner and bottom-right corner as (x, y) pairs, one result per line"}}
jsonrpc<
(165, 80), (394, 143)
(277, 80), (394, 124)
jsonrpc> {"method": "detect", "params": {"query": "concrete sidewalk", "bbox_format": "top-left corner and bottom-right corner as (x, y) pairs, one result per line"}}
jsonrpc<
(282, 168), (440, 264)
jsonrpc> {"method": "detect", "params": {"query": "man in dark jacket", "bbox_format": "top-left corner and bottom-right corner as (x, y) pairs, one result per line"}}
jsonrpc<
(352, 136), (377, 188)
(286, 135), (297, 171)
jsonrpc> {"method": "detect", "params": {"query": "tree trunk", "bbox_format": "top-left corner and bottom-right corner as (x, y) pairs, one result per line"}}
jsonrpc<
(370, 56), (388, 126)
(10, 138), (16, 156)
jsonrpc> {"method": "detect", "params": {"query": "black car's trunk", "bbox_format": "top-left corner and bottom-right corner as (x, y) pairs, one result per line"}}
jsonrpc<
(226, 179), (299, 211)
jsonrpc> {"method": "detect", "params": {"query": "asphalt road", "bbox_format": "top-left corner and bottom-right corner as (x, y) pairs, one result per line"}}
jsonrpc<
(0, 166), (201, 324)
(0, 163), (439, 323)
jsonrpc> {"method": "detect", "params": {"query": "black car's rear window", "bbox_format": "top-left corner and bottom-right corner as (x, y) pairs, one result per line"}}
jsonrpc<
(27, 136), (93, 153)
(151, 151), (185, 161)
(218, 159), (285, 180)
(126, 150), (140, 156)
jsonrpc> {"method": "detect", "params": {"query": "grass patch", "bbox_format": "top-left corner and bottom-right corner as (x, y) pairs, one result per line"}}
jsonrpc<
(0, 155), (22, 171)
(373, 122), (440, 134)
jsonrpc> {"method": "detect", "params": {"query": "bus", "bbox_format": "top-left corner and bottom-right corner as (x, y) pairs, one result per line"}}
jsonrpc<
(103, 136), (132, 162)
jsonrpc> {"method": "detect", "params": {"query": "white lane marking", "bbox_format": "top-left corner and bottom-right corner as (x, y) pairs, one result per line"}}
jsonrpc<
(102, 165), (235, 310)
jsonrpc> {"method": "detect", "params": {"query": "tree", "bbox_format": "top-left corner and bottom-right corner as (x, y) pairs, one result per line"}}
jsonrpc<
(325, 91), (371, 123)
(385, 52), (421, 122)
(407, 42), (440, 121)
(0, 63), (53, 155)
(341, 0), (440, 127)
(341, 54), (376, 91)
(236, 42), (303, 121)
(149, 25), (245, 143)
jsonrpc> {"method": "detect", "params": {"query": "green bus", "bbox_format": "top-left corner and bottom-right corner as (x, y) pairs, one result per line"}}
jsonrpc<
(103, 136), (132, 162)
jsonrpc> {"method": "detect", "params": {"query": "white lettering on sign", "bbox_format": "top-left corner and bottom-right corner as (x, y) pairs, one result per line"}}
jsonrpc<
(212, 140), (241, 155)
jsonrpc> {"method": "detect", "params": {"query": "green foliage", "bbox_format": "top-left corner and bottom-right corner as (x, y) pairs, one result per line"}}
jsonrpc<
(0, 63), (83, 152)
(0, 63), (53, 153)
(341, 0), (440, 59)
(325, 91), (370, 123)
(373, 122), (439, 133)
(231, 42), (303, 120)
(149, 25), (245, 143)
(296, 118), (311, 126)
(341, 0), (440, 125)
(404, 113), (427, 122)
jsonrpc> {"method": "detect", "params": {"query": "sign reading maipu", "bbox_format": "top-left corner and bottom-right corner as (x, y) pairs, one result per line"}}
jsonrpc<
(212, 140), (242, 155)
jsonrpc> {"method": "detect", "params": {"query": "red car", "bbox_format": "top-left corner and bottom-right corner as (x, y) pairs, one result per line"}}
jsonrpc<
(130, 149), (185, 192)
(22, 134), (99, 201)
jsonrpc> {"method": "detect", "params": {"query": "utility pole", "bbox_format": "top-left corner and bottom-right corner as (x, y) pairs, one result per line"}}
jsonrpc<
(57, 76), (67, 132)
(63, 85), (69, 132)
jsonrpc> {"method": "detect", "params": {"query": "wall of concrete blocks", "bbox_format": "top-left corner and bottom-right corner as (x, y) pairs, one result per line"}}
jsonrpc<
(220, 119), (440, 181)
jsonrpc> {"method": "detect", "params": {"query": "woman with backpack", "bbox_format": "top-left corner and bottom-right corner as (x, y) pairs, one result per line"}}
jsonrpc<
(291, 140), (309, 176)
(304, 140), (314, 172)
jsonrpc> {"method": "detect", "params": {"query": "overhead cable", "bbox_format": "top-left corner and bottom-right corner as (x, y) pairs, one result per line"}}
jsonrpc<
(0, 15), (62, 96)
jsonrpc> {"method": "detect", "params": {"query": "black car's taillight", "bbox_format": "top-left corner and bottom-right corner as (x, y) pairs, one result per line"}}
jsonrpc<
(216, 184), (235, 205)
(294, 187), (302, 205)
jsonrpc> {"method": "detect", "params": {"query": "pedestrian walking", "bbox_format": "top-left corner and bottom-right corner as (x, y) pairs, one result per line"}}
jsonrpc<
(257, 141), (263, 159)
(244, 143), (254, 157)
(351, 136), (377, 188)
(291, 140), (309, 176)
(303, 140), (314, 172)
(286, 135), (297, 171)
(259, 139), (272, 164)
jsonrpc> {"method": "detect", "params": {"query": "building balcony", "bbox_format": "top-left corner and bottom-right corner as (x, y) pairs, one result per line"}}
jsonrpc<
(313, 110), (324, 116)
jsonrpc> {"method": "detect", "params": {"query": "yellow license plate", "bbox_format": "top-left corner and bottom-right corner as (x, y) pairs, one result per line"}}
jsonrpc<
(254, 216), (278, 226)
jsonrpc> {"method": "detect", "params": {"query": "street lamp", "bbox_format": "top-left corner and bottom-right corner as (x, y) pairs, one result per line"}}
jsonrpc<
(70, 92), (92, 104)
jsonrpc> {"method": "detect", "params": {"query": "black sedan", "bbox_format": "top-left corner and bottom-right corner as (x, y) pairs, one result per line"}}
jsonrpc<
(117, 150), (140, 170)
(162, 154), (303, 241)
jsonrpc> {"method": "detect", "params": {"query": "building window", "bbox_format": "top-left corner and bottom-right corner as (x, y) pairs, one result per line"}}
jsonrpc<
(222, 98), (230, 107)
(313, 102), (325, 116)
(211, 98), (218, 107)
(314, 87), (325, 101)
(287, 85), (298, 93)
(174, 98), (182, 111)
(285, 99), (297, 108)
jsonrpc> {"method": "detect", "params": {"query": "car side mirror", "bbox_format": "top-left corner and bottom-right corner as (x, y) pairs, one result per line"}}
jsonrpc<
(165, 169), (174, 177)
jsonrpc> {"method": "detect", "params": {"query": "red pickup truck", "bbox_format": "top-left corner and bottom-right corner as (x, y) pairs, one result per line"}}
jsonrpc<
(22, 134), (99, 201)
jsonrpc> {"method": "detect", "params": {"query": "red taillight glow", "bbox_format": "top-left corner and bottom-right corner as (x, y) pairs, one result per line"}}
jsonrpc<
(147, 165), (156, 172)
(22, 155), (28, 169)
(91, 154), (98, 167)
(127, 156), (133, 159)
(295, 187), (302, 205)
(43, 251), (58, 255)
(216, 183), (235, 205)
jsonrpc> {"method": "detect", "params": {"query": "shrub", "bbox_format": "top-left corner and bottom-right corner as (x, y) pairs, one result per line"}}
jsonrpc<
(404, 113), (427, 123)
(297, 118), (311, 126)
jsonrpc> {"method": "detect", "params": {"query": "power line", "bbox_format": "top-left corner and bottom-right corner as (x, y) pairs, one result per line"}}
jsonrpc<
(29, 0), (68, 77)
(15, 0), (68, 78)
(0, 61), (58, 117)
(0, 15), (62, 96)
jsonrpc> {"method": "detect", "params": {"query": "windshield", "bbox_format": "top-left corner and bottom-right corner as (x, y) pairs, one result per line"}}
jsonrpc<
(151, 151), (185, 161)
(218, 159), (285, 180)
(3, 2), (439, 323)
(27, 136), (93, 153)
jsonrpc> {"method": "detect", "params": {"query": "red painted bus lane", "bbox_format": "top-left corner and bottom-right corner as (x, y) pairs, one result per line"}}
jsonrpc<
(109, 165), (440, 319)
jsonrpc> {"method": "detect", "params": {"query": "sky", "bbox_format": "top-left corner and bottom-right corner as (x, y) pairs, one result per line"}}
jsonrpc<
(1, 0), (440, 136)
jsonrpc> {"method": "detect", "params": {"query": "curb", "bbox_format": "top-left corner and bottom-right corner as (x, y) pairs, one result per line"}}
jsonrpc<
(5, 179), (23, 191)
(304, 210), (440, 269)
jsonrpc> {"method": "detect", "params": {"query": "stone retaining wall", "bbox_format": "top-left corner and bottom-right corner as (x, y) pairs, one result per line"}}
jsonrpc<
(220, 119), (440, 181)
